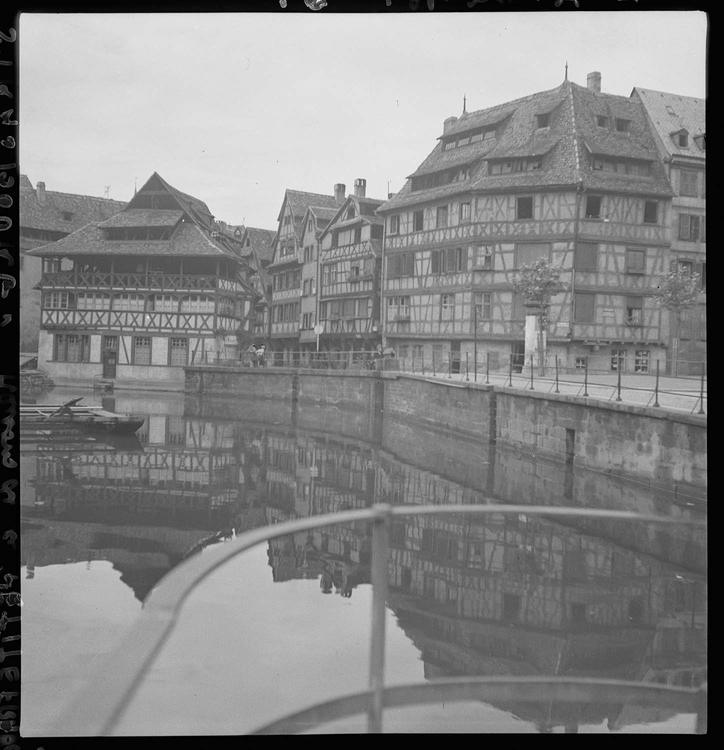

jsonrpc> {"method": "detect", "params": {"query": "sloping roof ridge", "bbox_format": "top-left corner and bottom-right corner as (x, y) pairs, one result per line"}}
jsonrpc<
(150, 171), (214, 219)
(461, 83), (565, 121)
(569, 80), (638, 106)
(36, 188), (126, 206)
(632, 86), (705, 103)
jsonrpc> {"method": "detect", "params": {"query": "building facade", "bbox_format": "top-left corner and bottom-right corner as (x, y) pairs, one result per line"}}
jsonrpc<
(28, 172), (255, 389)
(268, 187), (343, 364)
(633, 88), (706, 375)
(19, 175), (125, 352)
(377, 73), (674, 376)
(237, 226), (276, 346)
(317, 178), (384, 357)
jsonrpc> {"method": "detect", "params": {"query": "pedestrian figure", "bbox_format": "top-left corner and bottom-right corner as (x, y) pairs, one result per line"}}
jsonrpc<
(256, 344), (266, 367)
(247, 344), (258, 367)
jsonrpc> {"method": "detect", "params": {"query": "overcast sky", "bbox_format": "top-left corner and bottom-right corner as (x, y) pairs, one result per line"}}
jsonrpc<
(20, 11), (706, 229)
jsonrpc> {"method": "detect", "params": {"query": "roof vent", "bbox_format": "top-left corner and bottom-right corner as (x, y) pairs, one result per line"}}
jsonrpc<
(586, 71), (602, 93)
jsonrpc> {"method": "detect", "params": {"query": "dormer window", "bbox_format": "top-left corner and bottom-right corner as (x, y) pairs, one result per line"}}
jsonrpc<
(694, 133), (705, 151)
(615, 118), (631, 133)
(596, 115), (609, 128)
(536, 113), (550, 129)
(678, 131), (689, 148)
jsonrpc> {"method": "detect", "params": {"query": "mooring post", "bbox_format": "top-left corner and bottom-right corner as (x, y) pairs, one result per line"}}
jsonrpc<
(368, 505), (391, 734)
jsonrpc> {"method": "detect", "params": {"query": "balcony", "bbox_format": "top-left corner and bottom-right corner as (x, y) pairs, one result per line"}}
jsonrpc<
(39, 270), (238, 293)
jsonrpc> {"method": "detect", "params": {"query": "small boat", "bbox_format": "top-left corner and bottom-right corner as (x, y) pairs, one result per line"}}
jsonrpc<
(20, 397), (145, 435)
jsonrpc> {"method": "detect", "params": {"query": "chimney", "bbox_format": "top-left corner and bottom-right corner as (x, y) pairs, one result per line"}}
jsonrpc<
(587, 71), (601, 93)
(353, 178), (366, 198)
(388, 193), (395, 199)
(334, 183), (346, 204)
(36, 181), (46, 204)
(443, 116), (458, 133)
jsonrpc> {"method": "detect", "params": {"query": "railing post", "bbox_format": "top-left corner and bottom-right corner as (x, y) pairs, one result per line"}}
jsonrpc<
(485, 351), (490, 385)
(555, 356), (560, 394)
(508, 356), (513, 387)
(616, 355), (623, 401)
(583, 358), (589, 397)
(529, 354), (534, 390)
(466, 352), (469, 382)
(432, 354), (436, 377)
(653, 359), (660, 407)
(368, 505), (391, 734)
(698, 367), (705, 415)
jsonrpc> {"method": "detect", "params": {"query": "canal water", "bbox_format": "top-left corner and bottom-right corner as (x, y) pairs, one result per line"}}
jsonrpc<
(21, 388), (706, 734)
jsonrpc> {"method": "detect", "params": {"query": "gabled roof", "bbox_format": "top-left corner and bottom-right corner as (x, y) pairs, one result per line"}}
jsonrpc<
(20, 175), (126, 233)
(319, 194), (385, 240)
(127, 172), (215, 228)
(632, 87), (705, 160)
(240, 226), (276, 265)
(276, 189), (339, 225)
(379, 79), (672, 212)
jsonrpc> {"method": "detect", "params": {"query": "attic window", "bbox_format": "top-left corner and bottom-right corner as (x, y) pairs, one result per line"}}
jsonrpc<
(536, 113), (550, 129)
(678, 132), (689, 148)
(596, 115), (609, 128)
(666, 105), (677, 116)
(444, 141), (456, 151)
(694, 134), (705, 151)
(615, 118), (631, 133)
(62, 211), (73, 221)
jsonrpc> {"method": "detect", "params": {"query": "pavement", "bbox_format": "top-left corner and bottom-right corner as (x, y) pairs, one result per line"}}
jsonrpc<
(392, 365), (707, 416)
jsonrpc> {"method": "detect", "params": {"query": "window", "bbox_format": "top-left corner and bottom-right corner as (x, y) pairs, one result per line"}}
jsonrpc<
(574, 292), (595, 323)
(354, 226), (362, 244)
(460, 202), (471, 223)
(643, 201), (659, 224)
(626, 297), (643, 325)
(611, 348), (626, 371)
(44, 291), (76, 309)
(473, 244), (494, 270)
(678, 132), (689, 148)
(388, 252), (414, 278)
(413, 210), (424, 232)
(440, 293), (455, 321)
(474, 292), (492, 320)
(436, 205), (448, 228)
(678, 214), (702, 242)
(574, 356), (588, 370)
(635, 350), (650, 373)
(54, 333), (90, 363)
(516, 196), (533, 220)
(389, 215), (400, 235)
(585, 195), (602, 219)
(432, 247), (468, 274)
(169, 338), (188, 366)
(679, 170), (699, 197)
(596, 115), (609, 128)
(574, 242), (598, 272)
(133, 336), (152, 365)
(516, 242), (550, 267)
(443, 140), (455, 151)
(536, 113), (550, 129)
(615, 118), (630, 133)
(625, 248), (646, 274)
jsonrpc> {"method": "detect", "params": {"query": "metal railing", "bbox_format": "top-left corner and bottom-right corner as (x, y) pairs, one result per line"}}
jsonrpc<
(49, 504), (707, 736)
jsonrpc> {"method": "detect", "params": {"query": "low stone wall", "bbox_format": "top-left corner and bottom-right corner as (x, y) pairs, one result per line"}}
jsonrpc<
(185, 366), (706, 486)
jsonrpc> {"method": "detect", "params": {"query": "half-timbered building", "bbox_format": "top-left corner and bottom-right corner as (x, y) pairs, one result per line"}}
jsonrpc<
(237, 226), (276, 345)
(268, 187), (344, 364)
(28, 172), (255, 388)
(19, 175), (125, 352)
(318, 178), (384, 355)
(377, 73), (674, 374)
(633, 88), (706, 375)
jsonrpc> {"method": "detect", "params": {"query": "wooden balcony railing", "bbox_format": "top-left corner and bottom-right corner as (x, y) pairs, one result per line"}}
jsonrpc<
(40, 271), (234, 292)
(47, 504), (706, 736)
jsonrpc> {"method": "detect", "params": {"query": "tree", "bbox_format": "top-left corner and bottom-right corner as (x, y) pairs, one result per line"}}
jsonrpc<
(512, 258), (566, 374)
(653, 267), (702, 376)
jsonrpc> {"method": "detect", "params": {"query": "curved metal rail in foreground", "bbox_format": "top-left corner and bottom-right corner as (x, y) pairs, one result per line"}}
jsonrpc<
(48, 504), (707, 736)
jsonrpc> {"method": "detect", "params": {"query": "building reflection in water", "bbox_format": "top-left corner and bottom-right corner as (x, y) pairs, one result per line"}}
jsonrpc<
(21, 396), (706, 731)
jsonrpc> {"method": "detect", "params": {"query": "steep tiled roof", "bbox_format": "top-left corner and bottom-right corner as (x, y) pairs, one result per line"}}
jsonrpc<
(241, 227), (276, 264)
(26, 217), (239, 259)
(379, 79), (672, 212)
(319, 194), (385, 239)
(20, 175), (125, 233)
(632, 87), (705, 159)
(279, 189), (339, 224)
(128, 172), (215, 228)
(99, 209), (184, 228)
